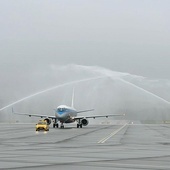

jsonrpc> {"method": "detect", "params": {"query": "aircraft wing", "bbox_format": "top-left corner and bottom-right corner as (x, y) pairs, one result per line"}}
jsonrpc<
(12, 109), (56, 119)
(76, 109), (94, 113)
(74, 114), (125, 120)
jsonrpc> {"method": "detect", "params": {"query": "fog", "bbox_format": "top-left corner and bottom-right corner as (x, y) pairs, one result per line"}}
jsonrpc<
(0, 0), (170, 79)
(0, 1), (170, 123)
(0, 64), (170, 123)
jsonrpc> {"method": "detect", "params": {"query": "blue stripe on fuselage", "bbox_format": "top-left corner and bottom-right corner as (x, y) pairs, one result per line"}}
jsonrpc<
(57, 111), (65, 115)
(56, 108), (75, 115)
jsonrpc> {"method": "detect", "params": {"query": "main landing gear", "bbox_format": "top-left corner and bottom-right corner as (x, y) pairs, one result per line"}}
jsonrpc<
(53, 123), (59, 128)
(77, 119), (82, 128)
(53, 121), (64, 129)
(53, 119), (59, 128)
(77, 124), (82, 128)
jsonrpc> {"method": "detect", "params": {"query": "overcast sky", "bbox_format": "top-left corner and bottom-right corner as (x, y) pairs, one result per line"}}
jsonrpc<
(0, 0), (170, 79)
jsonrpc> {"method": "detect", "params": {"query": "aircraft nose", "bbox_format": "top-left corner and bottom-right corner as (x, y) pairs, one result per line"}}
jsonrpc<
(56, 111), (64, 118)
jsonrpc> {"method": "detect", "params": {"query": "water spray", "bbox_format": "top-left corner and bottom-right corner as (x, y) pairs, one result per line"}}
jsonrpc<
(118, 78), (170, 105)
(0, 76), (105, 112)
(1, 64), (170, 116)
(77, 65), (170, 105)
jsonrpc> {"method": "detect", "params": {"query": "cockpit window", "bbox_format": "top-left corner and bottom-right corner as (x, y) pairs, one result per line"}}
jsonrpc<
(57, 108), (65, 112)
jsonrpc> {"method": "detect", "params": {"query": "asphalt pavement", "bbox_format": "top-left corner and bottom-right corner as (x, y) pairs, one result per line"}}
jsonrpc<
(0, 121), (170, 170)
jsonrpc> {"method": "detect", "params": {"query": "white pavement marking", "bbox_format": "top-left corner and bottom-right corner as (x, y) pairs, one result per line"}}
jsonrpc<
(98, 123), (128, 144)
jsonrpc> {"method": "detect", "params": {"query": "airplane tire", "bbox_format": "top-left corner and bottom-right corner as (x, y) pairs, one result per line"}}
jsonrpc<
(80, 124), (82, 128)
(77, 124), (79, 128)
(53, 124), (55, 128)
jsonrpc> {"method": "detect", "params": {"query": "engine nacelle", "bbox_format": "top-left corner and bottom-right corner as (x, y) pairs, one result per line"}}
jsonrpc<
(44, 118), (51, 125)
(81, 118), (89, 126)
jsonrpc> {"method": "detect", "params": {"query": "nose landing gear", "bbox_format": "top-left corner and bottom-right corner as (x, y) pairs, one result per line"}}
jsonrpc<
(60, 122), (64, 129)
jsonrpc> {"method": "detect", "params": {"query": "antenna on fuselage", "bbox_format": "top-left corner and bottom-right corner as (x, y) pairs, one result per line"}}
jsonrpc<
(71, 87), (75, 108)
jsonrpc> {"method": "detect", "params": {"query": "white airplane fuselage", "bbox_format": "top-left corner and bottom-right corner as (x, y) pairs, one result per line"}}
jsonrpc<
(55, 105), (77, 123)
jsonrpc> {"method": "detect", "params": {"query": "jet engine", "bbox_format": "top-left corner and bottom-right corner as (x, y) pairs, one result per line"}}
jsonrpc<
(81, 118), (89, 126)
(44, 118), (51, 125)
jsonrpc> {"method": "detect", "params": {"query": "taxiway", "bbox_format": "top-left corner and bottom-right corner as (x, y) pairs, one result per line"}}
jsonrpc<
(0, 121), (170, 169)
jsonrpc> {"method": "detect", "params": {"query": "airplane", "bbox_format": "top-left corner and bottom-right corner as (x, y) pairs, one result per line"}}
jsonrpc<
(13, 89), (124, 129)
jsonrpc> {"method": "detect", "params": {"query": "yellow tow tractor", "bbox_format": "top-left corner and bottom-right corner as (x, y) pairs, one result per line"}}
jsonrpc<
(36, 120), (49, 131)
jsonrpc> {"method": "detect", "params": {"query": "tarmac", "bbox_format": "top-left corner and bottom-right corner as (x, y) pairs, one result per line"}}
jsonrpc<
(0, 121), (170, 170)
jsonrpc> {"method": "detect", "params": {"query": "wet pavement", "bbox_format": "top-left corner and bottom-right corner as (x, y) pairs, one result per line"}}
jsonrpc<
(0, 122), (170, 170)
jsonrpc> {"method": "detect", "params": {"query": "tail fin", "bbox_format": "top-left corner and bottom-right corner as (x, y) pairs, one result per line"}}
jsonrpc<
(71, 87), (75, 108)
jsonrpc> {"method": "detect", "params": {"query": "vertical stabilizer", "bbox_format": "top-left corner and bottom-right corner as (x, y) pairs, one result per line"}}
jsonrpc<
(71, 87), (75, 108)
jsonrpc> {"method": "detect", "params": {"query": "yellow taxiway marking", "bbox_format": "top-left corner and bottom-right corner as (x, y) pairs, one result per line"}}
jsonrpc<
(98, 123), (128, 144)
